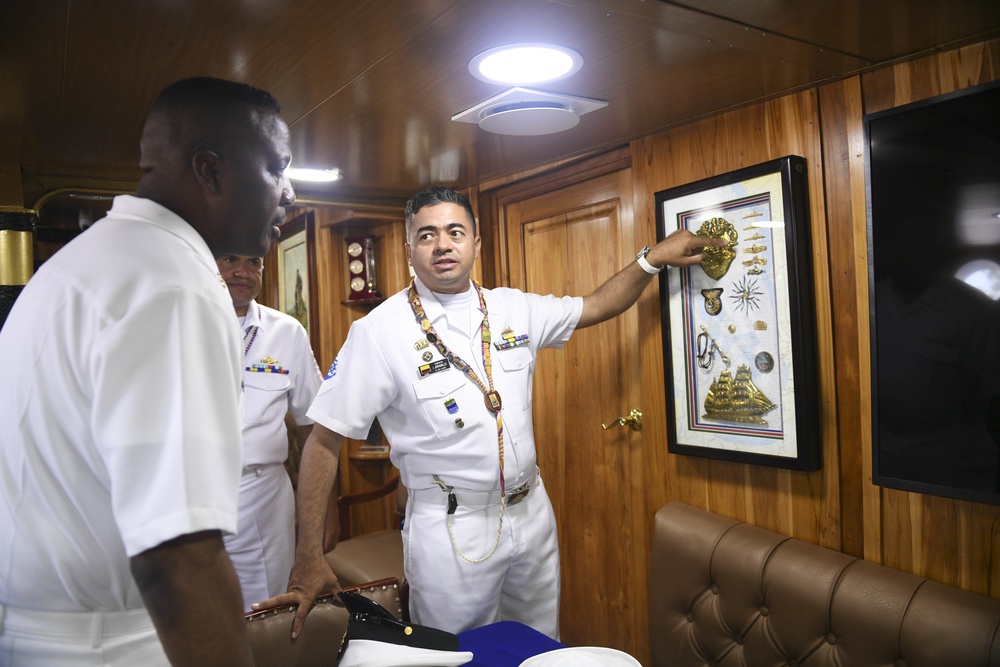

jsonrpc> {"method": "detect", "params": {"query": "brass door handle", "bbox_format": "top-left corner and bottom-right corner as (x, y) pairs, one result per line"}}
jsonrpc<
(602, 408), (643, 431)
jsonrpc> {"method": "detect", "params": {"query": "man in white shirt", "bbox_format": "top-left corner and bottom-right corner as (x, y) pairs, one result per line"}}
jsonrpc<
(0, 77), (295, 665)
(260, 186), (723, 639)
(217, 254), (322, 607)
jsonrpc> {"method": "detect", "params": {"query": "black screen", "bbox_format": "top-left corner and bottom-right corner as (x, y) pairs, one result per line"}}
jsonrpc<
(865, 80), (1000, 504)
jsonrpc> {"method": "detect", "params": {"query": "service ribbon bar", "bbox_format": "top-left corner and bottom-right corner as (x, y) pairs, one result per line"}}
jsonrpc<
(246, 363), (289, 374)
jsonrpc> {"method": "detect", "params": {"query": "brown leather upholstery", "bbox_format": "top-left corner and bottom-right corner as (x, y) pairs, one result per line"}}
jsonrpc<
(326, 529), (404, 588)
(245, 578), (403, 667)
(650, 501), (1000, 667)
(325, 474), (407, 594)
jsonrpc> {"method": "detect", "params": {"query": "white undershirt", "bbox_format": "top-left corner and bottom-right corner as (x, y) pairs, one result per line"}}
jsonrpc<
(434, 288), (474, 337)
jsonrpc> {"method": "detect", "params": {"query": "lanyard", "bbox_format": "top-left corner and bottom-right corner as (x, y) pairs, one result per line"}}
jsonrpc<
(407, 280), (506, 498)
(243, 305), (261, 358)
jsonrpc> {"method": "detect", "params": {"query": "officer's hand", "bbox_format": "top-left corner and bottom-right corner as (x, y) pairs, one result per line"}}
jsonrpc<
(649, 229), (728, 268)
(251, 557), (341, 639)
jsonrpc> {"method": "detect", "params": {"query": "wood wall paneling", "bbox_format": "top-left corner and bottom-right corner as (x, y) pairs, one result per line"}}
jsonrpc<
(817, 75), (870, 559)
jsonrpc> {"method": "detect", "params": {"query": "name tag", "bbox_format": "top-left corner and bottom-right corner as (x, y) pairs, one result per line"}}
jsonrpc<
(418, 359), (451, 378)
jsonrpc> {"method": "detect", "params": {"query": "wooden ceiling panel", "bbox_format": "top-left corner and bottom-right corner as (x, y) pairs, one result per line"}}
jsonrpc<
(50, 0), (459, 179)
(674, 0), (1000, 61)
(3, 0), (998, 209)
(0, 1), (68, 169)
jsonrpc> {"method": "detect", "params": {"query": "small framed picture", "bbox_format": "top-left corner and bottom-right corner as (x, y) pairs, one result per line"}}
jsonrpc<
(276, 211), (319, 351)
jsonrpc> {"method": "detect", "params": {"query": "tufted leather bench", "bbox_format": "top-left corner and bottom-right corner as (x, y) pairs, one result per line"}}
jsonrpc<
(650, 501), (1000, 667)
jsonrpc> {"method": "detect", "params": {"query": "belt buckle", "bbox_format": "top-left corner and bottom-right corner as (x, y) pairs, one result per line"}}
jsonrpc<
(507, 483), (530, 506)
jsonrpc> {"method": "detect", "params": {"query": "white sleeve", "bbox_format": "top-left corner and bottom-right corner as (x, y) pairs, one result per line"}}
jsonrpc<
(307, 317), (398, 440)
(287, 321), (323, 425)
(92, 288), (243, 556)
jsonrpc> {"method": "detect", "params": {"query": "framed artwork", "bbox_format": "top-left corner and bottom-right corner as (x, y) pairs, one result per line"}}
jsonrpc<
(655, 155), (820, 470)
(865, 80), (1000, 504)
(276, 210), (319, 351)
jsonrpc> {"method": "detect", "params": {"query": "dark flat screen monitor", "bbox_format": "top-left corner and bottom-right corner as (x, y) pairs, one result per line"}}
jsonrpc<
(865, 79), (1000, 505)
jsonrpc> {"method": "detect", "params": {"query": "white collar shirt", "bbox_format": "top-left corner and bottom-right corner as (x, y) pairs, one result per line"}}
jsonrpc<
(0, 195), (244, 611)
(239, 300), (322, 465)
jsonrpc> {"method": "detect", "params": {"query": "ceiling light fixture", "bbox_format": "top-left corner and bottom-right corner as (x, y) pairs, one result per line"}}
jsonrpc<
(453, 87), (608, 136)
(286, 167), (342, 182)
(470, 43), (583, 85)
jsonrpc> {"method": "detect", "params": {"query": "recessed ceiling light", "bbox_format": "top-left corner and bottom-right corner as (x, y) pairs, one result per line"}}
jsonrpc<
(470, 43), (583, 85)
(286, 167), (342, 182)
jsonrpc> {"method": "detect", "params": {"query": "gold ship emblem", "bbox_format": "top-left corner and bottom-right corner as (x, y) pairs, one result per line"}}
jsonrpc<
(703, 365), (777, 425)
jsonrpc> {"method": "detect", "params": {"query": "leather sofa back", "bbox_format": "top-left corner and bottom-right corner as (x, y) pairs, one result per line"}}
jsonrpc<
(650, 501), (1000, 666)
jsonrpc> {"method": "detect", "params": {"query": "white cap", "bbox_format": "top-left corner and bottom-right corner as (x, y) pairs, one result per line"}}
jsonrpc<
(338, 639), (475, 667)
(518, 646), (642, 667)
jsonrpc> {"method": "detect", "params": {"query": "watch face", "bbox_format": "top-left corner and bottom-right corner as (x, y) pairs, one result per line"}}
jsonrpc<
(349, 259), (364, 275)
(347, 242), (363, 258)
(350, 276), (366, 292)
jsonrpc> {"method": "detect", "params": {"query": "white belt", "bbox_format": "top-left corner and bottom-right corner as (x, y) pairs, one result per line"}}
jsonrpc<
(241, 462), (283, 477)
(410, 469), (538, 508)
(0, 602), (155, 646)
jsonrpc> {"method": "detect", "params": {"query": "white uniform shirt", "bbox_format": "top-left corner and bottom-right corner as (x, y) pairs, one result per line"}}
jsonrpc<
(0, 195), (244, 612)
(307, 277), (582, 492)
(240, 300), (321, 465)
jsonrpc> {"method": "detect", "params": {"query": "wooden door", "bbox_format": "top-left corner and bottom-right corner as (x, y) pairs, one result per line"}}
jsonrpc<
(502, 169), (650, 658)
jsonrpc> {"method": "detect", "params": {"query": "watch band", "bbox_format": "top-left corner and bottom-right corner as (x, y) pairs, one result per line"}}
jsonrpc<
(636, 246), (662, 274)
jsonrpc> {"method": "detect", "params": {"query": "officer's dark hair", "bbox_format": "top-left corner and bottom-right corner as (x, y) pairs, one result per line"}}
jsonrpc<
(151, 77), (281, 116)
(404, 186), (477, 238)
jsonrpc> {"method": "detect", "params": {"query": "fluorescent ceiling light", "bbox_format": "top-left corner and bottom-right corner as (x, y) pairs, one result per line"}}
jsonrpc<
(286, 167), (342, 182)
(470, 43), (583, 85)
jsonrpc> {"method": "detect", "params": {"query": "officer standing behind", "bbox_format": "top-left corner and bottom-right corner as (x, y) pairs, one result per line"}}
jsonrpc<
(217, 253), (323, 607)
(259, 186), (722, 639)
(0, 77), (295, 665)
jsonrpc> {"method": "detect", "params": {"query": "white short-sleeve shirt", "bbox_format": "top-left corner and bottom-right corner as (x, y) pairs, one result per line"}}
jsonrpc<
(240, 301), (322, 465)
(0, 195), (245, 612)
(307, 277), (582, 492)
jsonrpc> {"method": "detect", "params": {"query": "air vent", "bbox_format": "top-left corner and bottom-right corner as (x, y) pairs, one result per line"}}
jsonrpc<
(452, 87), (608, 136)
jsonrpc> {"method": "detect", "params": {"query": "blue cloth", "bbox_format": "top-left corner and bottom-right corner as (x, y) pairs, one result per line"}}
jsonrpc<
(457, 621), (564, 667)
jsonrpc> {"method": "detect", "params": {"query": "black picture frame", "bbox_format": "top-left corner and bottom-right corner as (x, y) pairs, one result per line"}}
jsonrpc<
(865, 80), (1000, 505)
(655, 155), (820, 471)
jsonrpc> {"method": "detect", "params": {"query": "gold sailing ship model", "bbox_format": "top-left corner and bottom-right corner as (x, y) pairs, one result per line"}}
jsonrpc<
(703, 364), (777, 425)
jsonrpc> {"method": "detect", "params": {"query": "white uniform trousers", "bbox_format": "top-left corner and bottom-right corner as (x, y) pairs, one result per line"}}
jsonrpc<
(403, 476), (560, 638)
(223, 462), (295, 611)
(0, 603), (166, 666)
